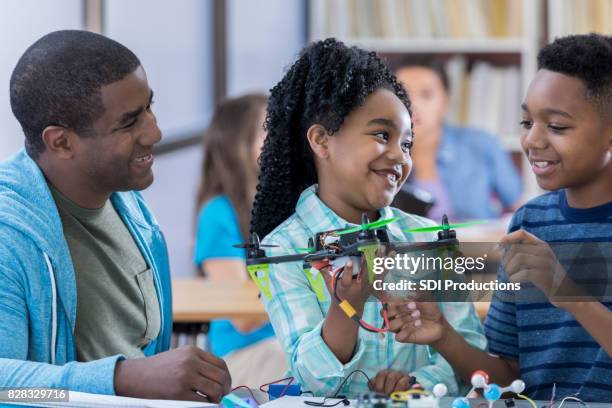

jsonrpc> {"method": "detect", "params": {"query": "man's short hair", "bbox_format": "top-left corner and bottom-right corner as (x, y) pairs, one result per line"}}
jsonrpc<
(10, 30), (141, 159)
(538, 33), (612, 122)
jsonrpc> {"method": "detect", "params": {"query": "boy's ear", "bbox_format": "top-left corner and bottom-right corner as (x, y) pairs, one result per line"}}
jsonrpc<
(41, 126), (76, 159)
(306, 124), (330, 159)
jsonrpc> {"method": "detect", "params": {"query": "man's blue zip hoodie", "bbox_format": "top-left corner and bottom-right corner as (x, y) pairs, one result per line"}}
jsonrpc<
(0, 150), (172, 394)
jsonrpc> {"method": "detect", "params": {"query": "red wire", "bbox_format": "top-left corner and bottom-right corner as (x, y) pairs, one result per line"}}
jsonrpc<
(330, 267), (341, 293)
(331, 266), (390, 333)
(359, 318), (387, 333)
(382, 307), (390, 330)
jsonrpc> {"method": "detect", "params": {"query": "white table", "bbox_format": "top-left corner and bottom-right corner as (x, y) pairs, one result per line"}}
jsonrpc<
(261, 395), (606, 407)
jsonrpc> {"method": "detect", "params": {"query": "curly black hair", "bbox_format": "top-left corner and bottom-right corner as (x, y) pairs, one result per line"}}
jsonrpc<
(10, 30), (141, 159)
(251, 38), (411, 238)
(538, 33), (612, 120)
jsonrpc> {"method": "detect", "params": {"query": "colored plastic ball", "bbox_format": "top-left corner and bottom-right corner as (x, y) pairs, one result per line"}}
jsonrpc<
(510, 379), (525, 394)
(432, 383), (447, 398)
(471, 370), (489, 388)
(484, 383), (502, 401)
(452, 398), (470, 408)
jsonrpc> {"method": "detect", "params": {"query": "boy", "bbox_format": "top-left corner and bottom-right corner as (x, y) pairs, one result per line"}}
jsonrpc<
(387, 33), (612, 401)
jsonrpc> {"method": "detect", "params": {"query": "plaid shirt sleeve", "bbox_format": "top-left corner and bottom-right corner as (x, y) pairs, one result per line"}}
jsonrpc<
(261, 230), (368, 395)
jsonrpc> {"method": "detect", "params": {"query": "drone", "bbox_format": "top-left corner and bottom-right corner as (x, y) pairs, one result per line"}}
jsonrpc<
(234, 214), (484, 333)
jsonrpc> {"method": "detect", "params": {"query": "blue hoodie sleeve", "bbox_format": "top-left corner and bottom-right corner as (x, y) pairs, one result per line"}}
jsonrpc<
(0, 238), (123, 395)
(0, 356), (124, 395)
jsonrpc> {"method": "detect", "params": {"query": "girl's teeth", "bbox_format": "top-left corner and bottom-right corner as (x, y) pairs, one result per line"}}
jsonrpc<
(534, 161), (550, 168)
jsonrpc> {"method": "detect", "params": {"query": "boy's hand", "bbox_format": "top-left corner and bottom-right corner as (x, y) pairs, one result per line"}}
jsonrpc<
(114, 345), (231, 402)
(500, 229), (578, 307)
(386, 297), (447, 345)
(369, 369), (415, 395)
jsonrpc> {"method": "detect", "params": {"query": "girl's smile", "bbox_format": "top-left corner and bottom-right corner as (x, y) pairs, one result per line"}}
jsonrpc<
(309, 88), (413, 223)
(372, 166), (403, 188)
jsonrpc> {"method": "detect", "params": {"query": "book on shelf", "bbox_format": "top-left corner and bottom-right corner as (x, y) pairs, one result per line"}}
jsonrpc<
(549, 0), (612, 38)
(315, 0), (523, 39)
(444, 57), (521, 146)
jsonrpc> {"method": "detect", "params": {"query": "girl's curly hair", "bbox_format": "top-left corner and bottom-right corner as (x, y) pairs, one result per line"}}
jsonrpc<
(251, 38), (412, 238)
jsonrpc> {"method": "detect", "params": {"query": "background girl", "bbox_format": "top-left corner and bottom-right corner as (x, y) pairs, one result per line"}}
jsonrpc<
(194, 93), (286, 388)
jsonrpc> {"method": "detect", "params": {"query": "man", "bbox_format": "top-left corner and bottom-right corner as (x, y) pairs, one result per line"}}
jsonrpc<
(0, 30), (231, 402)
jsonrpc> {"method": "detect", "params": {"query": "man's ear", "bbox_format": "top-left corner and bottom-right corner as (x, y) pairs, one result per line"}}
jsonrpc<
(41, 126), (75, 159)
(306, 124), (330, 159)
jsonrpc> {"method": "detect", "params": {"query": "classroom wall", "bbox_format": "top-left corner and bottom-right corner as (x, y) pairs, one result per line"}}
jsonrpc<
(226, 0), (307, 96)
(146, 0), (307, 277)
(0, 0), (83, 160)
(104, 0), (215, 141)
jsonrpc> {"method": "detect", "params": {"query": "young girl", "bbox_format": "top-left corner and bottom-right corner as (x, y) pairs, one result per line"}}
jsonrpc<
(194, 93), (286, 388)
(251, 39), (486, 397)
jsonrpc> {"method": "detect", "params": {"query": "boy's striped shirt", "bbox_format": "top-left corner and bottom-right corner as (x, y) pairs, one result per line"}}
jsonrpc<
(485, 190), (612, 402)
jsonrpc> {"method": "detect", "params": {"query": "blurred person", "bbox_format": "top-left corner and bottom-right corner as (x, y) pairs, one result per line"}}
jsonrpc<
(396, 59), (522, 221)
(194, 93), (287, 388)
(0, 30), (231, 402)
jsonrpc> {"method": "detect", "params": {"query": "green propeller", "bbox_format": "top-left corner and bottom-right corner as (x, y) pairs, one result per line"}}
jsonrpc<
(404, 219), (487, 233)
(335, 216), (400, 236)
(289, 238), (316, 253)
(291, 247), (315, 253)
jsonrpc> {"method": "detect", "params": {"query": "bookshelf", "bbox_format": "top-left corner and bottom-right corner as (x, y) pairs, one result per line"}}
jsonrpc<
(548, 0), (612, 40)
(342, 37), (526, 53)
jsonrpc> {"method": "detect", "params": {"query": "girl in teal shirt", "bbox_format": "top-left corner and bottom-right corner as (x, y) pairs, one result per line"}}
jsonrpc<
(194, 93), (286, 387)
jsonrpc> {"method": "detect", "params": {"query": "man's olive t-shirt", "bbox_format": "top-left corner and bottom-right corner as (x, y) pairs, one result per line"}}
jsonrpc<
(50, 185), (160, 361)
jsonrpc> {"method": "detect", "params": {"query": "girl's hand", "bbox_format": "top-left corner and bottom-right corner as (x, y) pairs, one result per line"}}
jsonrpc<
(500, 229), (578, 308)
(386, 297), (447, 345)
(369, 369), (415, 395)
(321, 257), (372, 311)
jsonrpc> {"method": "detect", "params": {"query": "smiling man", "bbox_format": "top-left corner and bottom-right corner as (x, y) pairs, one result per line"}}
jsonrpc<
(0, 30), (230, 402)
